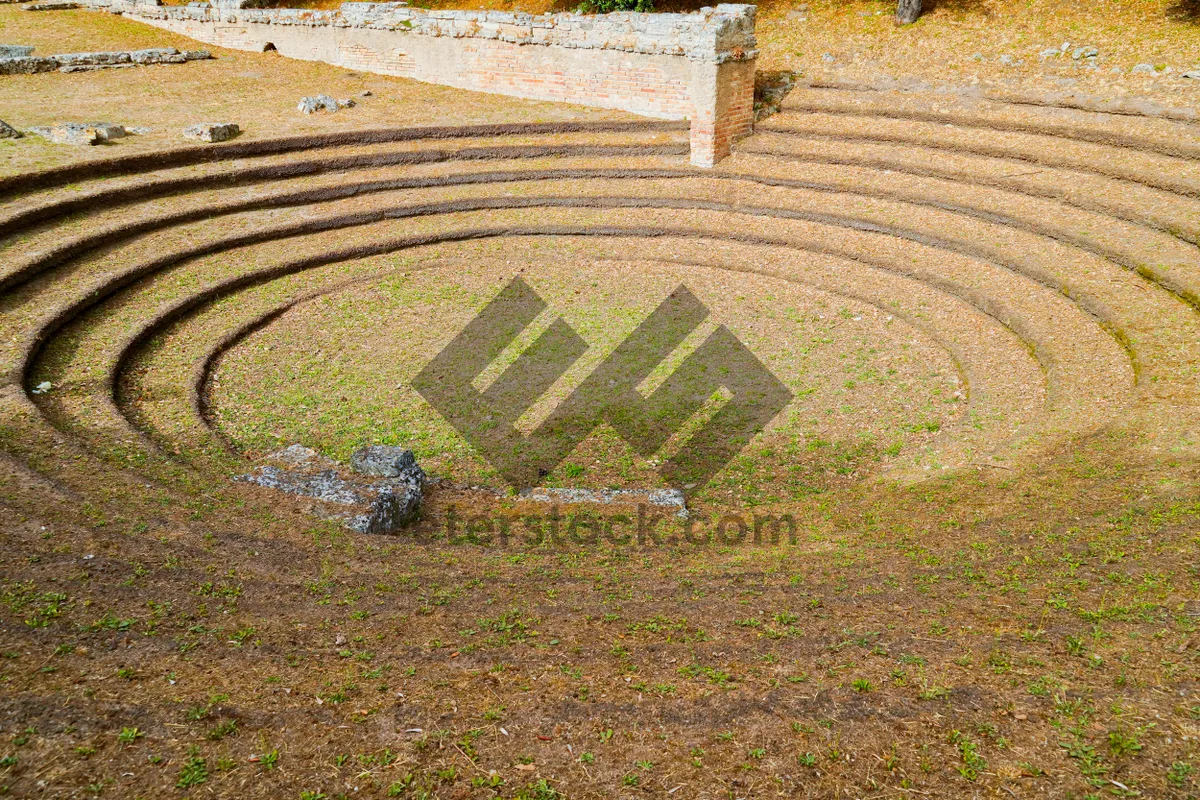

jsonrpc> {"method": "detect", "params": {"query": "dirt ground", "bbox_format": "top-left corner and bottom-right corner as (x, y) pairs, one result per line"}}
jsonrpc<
(1, 2), (1198, 800)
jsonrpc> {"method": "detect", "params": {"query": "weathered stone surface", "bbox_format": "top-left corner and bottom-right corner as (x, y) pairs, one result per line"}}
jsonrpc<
(0, 119), (22, 139)
(236, 445), (425, 534)
(27, 122), (127, 145)
(297, 94), (355, 113)
(28, 124), (102, 145)
(519, 487), (689, 517)
(182, 121), (240, 142)
(2, 48), (211, 74)
(59, 63), (138, 72)
(55, 50), (132, 66)
(350, 445), (418, 477)
(0, 45), (35, 58)
(130, 47), (184, 63)
(0, 56), (58, 74)
(88, 122), (128, 140)
(23, 1), (79, 9)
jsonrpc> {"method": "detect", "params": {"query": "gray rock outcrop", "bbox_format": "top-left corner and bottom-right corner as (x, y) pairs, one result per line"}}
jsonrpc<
(0, 120), (22, 139)
(236, 444), (426, 534)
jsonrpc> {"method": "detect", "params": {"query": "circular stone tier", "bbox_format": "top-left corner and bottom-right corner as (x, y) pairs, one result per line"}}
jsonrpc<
(3, 88), (1198, 511)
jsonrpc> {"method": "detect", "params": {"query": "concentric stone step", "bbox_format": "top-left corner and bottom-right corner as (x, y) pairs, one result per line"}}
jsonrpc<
(0, 93), (1196, 510)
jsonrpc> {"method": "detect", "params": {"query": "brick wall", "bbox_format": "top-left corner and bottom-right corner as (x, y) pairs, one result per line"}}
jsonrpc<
(687, 59), (755, 168)
(108, 1), (757, 167)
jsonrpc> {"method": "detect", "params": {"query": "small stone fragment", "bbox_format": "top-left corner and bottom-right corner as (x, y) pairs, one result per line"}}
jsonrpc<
(297, 94), (354, 114)
(28, 124), (101, 145)
(0, 119), (22, 139)
(1182, 70), (1200, 79)
(85, 122), (127, 140)
(359, 89), (372, 97)
(31, 381), (52, 394)
(182, 122), (240, 142)
(0, 45), (34, 58)
(1131, 63), (1156, 74)
(821, 52), (834, 63)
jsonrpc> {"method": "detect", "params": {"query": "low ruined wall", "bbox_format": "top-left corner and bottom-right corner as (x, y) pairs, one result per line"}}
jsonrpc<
(101, 1), (757, 166)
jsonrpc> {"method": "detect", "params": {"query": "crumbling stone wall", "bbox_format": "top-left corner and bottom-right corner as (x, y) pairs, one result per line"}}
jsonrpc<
(97, 0), (757, 166)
